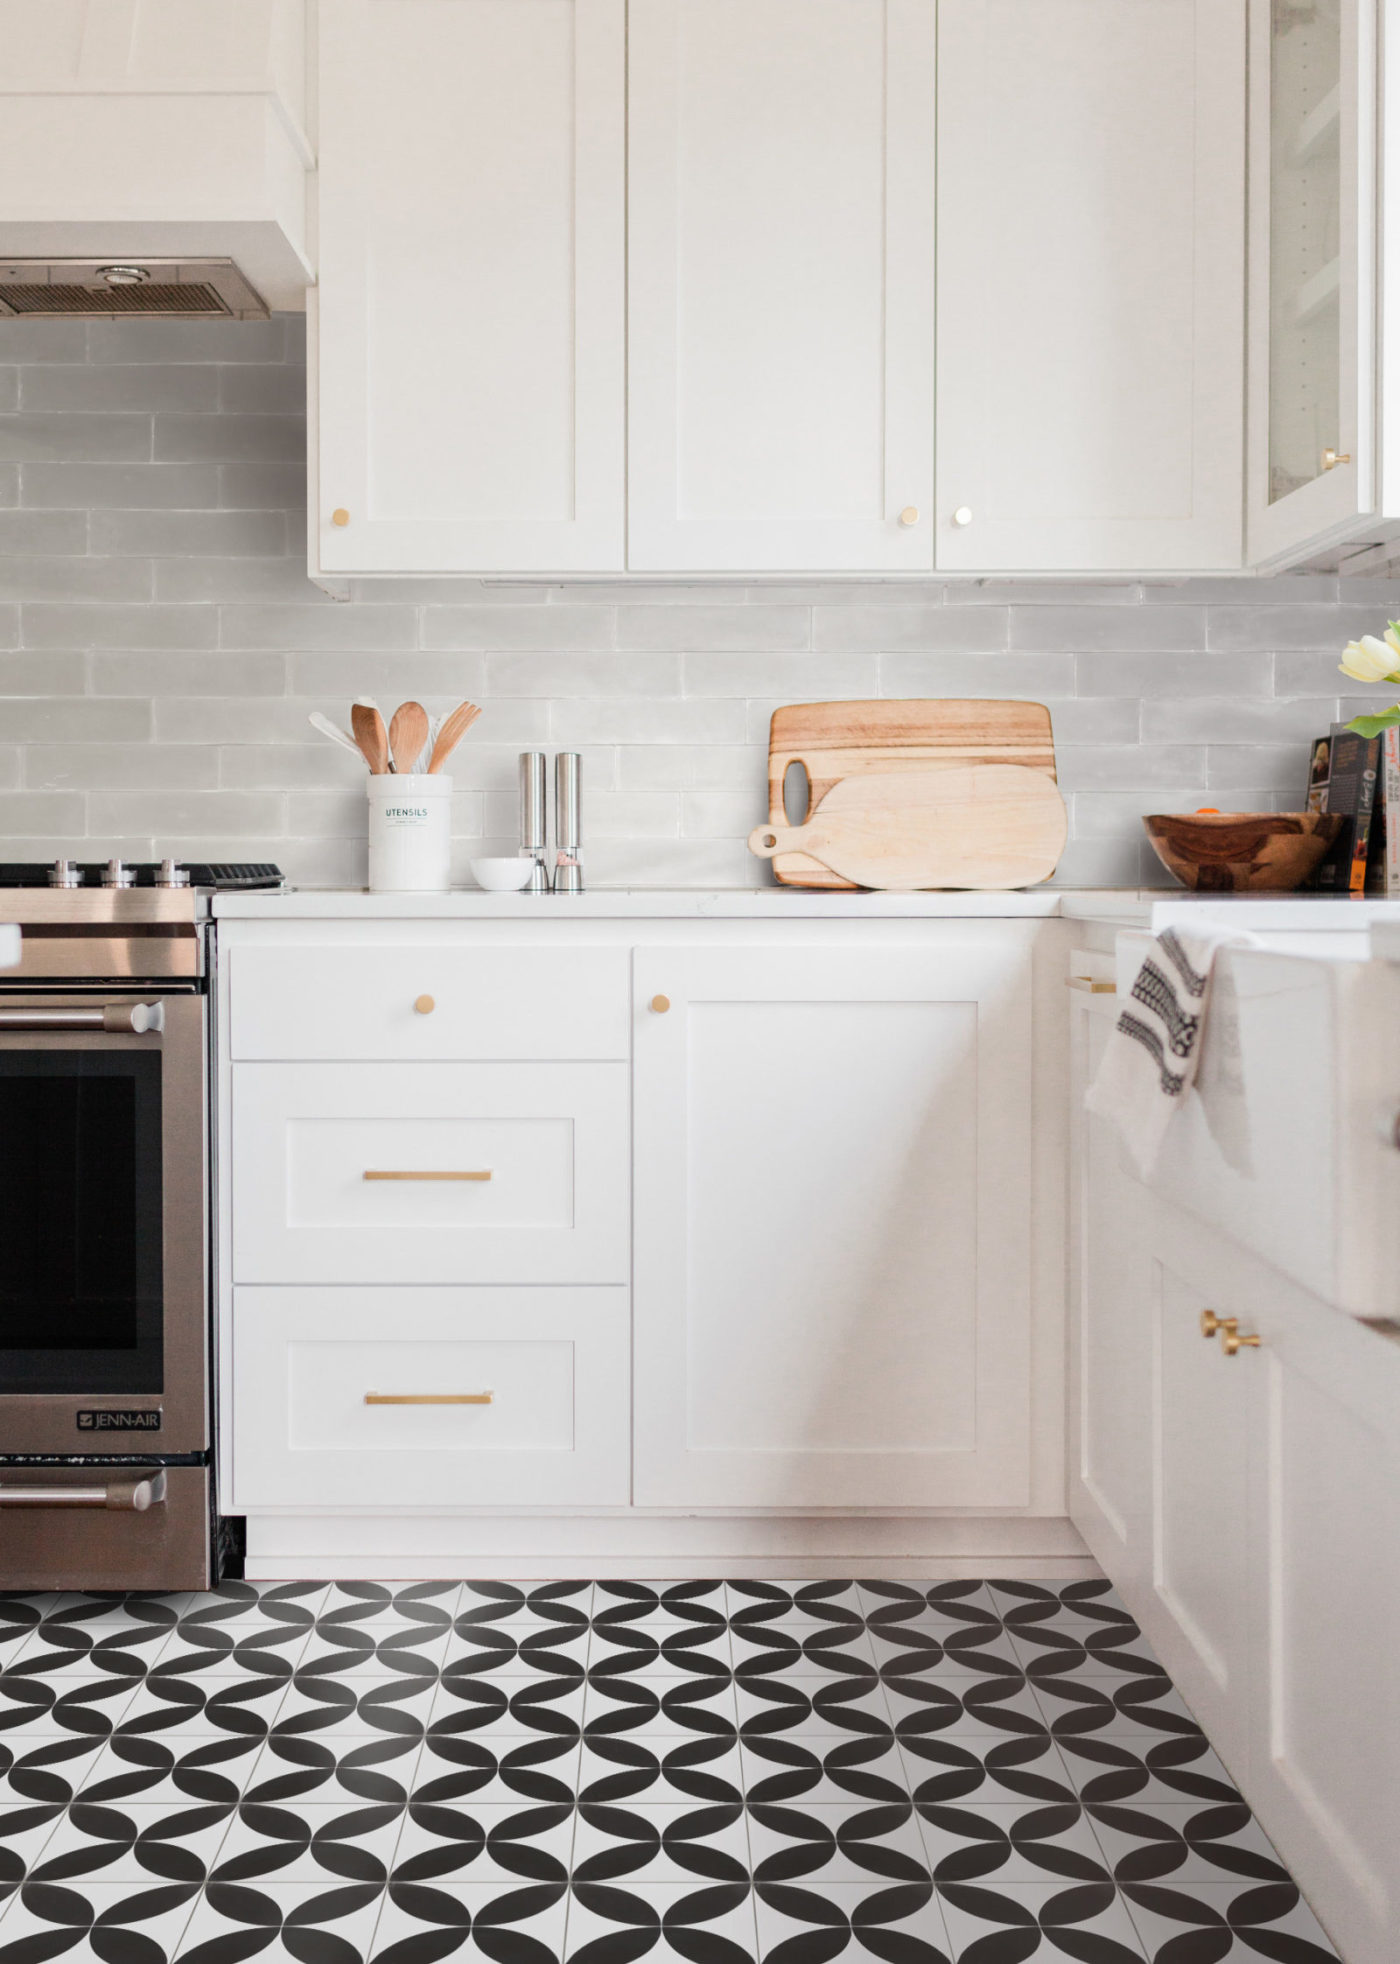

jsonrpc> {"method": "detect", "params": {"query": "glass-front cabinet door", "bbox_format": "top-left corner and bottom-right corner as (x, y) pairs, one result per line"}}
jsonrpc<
(1248, 0), (1375, 565)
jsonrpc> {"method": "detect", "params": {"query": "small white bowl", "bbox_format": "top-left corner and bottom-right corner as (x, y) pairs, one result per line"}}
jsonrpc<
(469, 857), (534, 892)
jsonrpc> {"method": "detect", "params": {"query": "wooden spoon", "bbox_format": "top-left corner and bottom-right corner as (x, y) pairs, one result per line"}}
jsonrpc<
(389, 700), (430, 776)
(351, 699), (390, 775)
(427, 700), (482, 773)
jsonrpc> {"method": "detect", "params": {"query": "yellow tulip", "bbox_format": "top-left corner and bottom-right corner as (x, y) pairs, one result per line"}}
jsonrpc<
(1339, 635), (1400, 683)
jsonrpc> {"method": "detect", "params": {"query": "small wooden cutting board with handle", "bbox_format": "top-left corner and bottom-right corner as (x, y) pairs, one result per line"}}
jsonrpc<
(749, 765), (1067, 890)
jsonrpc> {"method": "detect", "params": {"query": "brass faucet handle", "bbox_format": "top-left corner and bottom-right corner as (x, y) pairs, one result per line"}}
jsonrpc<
(1199, 1310), (1237, 1340)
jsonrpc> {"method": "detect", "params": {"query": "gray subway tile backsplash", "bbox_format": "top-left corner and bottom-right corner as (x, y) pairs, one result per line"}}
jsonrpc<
(0, 315), (1391, 886)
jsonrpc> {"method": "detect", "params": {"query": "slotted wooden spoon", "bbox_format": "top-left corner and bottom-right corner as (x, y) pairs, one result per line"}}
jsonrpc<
(427, 700), (482, 773)
(389, 700), (430, 775)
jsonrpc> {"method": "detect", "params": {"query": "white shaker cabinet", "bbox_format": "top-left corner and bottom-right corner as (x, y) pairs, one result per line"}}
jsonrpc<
(935, 0), (1246, 573)
(1246, 0), (1379, 567)
(626, 0), (937, 572)
(313, 0), (625, 574)
(1070, 1018), (1400, 1964)
(631, 937), (1034, 1508)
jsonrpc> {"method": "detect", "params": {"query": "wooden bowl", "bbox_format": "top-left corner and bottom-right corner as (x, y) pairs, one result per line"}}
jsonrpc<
(1142, 811), (1346, 892)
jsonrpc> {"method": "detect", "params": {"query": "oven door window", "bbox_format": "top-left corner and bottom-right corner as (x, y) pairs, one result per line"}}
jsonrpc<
(0, 1050), (163, 1393)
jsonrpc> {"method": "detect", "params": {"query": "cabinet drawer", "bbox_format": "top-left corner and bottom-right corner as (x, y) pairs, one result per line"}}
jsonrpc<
(228, 945), (629, 1060)
(232, 1062), (628, 1284)
(231, 1287), (629, 1509)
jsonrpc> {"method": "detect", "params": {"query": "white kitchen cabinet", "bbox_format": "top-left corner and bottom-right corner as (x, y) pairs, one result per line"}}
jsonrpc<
(232, 1061), (629, 1285)
(228, 944), (630, 1062)
(313, 0), (625, 574)
(1142, 1246), (1257, 1779)
(632, 937), (1034, 1507)
(1067, 977), (1151, 1593)
(1245, 0), (1399, 569)
(935, 0), (1245, 573)
(1071, 1125), (1400, 1964)
(626, 0), (936, 572)
(1238, 1268), (1400, 1964)
(231, 1286), (630, 1509)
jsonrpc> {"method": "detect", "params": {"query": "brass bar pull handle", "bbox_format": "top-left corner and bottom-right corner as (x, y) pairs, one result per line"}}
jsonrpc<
(364, 1393), (494, 1406)
(363, 1170), (492, 1182)
(1066, 976), (1116, 994)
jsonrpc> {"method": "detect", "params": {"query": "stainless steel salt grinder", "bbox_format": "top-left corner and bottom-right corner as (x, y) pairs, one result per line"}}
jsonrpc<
(518, 752), (552, 892)
(554, 751), (583, 893)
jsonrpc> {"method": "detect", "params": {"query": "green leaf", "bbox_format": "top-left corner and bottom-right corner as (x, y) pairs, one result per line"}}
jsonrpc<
(1345, 708), (1400, 738)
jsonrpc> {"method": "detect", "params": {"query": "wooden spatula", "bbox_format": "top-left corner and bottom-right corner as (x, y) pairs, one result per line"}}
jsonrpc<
(748, 765), (1067, 890)
(351, 700), (390, 775)
(389, 700), (430, 775)
(427, 700), (482, 773)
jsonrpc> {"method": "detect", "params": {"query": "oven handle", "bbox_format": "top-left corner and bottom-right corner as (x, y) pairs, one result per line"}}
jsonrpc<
(0, 1003), (165, 1034)
(0, 1471), (167, 1511)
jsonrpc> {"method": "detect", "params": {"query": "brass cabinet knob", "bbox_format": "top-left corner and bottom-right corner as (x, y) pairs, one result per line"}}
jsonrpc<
(650, 994), (671, 1014)
(414, 994), (435, 1015)
(332, 507), (351, 526)
(899, 506), (919, 526)
(1221, 1328), (1261, 1356)
(1200, 1310), (1234, 1339)
(952, 505), (973, 526)
(1321, 449), (1351, 470)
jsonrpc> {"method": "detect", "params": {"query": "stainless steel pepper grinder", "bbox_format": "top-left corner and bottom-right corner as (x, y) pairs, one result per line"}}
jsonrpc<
(518, 751), (552, 893)
(554, 752), (583, 893)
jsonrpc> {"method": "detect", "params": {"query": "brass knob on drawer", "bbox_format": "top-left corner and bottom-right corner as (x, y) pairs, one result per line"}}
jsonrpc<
(1200, 1310), (1235, 1340)
(899, 506), (919, 527)
(650, 994), (671, 1014)
(1221, 1328), (1261, 1356)
(332, 507), (351, 526)
(414, 995), (435, 1015)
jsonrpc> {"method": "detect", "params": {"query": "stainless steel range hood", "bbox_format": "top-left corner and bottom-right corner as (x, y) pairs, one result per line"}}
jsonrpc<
(0, 257), (268, 321)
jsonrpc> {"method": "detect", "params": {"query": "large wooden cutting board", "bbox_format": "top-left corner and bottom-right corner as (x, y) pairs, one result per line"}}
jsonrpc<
(766, 700), (1058, 889)
(749, 765), (1067, 891)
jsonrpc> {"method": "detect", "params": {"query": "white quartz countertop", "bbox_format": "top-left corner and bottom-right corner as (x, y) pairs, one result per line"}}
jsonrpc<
(211, 885), (1400, 927)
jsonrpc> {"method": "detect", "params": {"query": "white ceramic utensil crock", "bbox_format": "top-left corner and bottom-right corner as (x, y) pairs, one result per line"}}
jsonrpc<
(367, 773), (452, 891)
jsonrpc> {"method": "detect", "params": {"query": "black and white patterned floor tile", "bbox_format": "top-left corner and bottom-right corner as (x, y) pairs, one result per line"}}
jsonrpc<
(0, 1580), (1341, 1964)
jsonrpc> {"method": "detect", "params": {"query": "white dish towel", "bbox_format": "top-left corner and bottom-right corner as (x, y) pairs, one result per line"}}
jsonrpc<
(1085, 924), (1257, 1178)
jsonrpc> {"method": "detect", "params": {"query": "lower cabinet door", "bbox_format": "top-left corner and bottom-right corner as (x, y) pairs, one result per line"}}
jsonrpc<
(632, 938), (1033, 1508)
(1242, 1290), (1400, 1964)
(1070, 996), (1154, 1585)
(1145, 1249), (1256, 1774)
(230, 1287), (629, 1509)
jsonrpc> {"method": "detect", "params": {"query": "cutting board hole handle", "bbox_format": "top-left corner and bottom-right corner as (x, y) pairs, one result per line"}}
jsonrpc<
(783, 758), (811, 826)
(750, 827), (783, 857)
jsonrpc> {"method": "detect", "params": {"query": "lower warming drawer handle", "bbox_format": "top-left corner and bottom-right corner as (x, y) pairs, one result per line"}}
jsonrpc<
(0, 1471), (167, 1512)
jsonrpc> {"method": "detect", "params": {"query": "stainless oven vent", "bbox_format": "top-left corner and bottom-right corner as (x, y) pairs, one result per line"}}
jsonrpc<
(0, 258), (268, 320)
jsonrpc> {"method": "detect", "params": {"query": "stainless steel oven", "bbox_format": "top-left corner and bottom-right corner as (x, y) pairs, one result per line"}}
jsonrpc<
(0, 862), (276, 1590)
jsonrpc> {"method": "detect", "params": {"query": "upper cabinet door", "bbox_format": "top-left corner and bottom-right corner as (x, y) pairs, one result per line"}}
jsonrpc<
(314, 0), (625, 574)
(627, 0), (936, 572)
(1247, 0), (1375, 568)
(936, 1), (1245, 574)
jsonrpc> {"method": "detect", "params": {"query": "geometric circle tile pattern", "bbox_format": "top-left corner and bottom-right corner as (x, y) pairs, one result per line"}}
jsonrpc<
(0, 1580), (1340, 1962)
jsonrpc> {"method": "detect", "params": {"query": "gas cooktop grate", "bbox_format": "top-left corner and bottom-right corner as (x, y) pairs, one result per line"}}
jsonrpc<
(0, 863), (284, 890)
